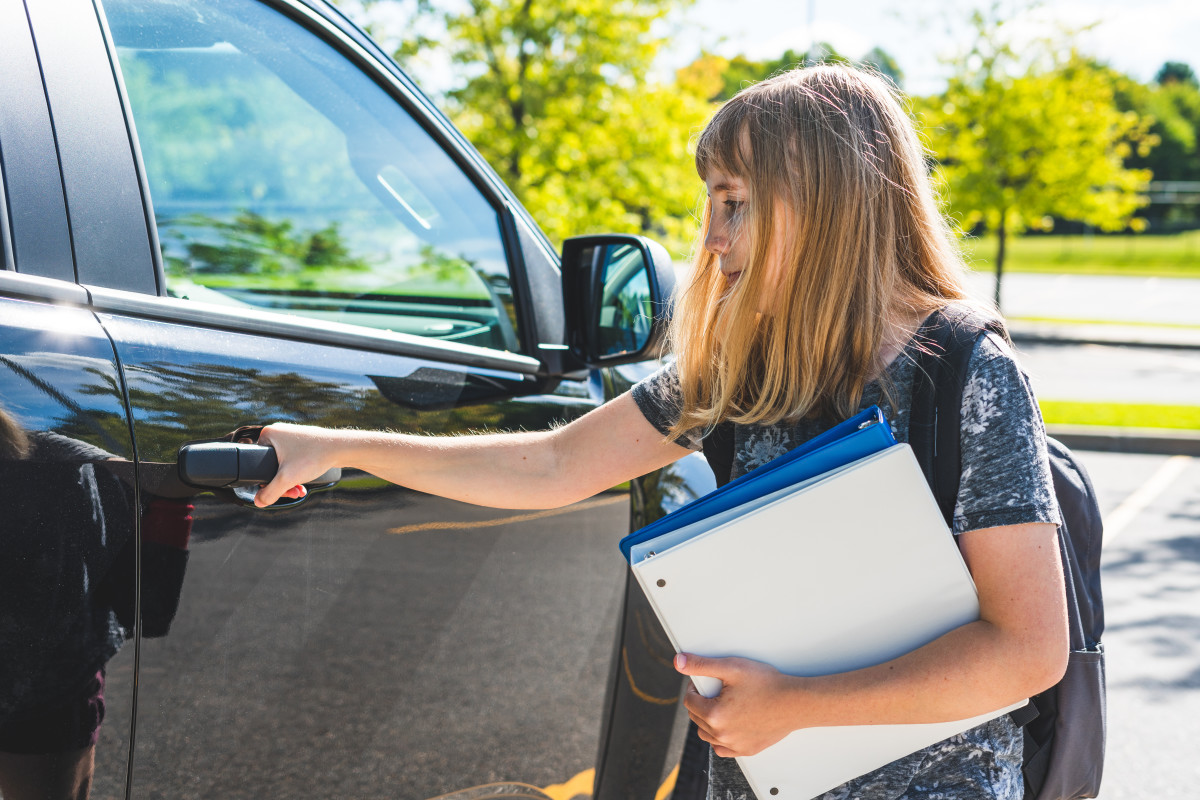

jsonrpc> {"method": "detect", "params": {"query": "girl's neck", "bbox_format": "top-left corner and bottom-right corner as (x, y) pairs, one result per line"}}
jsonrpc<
(877, 305), (932, 373)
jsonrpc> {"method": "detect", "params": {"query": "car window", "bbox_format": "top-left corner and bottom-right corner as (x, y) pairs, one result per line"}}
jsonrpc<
(103, 0), (519, 352)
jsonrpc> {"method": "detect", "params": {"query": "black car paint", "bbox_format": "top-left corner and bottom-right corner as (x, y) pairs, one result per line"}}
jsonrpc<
(0, 0), (714, 798)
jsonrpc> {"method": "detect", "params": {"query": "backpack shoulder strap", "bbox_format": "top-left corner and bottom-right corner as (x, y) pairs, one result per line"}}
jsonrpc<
(909, 308), (1041, 730)
(908, 306), (1008, 525)
(701, 420), (737, 488)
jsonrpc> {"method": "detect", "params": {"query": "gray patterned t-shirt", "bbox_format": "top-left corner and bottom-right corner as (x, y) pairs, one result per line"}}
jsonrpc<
(631, 324), (1060, 800)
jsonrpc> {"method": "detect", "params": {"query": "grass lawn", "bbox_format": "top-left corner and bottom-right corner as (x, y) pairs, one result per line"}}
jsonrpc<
(1040, 400), (1200, 431)
(961, 230), (1200, 278)
(1010, 316), (1200, 330)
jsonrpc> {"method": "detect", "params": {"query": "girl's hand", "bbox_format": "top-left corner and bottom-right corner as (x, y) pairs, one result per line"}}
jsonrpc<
(675, 653), (802, 758)
(253, 423), (340, 508)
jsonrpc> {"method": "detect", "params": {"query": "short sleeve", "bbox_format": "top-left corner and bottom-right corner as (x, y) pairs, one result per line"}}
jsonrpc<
(630, 362), (704, 451)
(953, 333), (1061, 534)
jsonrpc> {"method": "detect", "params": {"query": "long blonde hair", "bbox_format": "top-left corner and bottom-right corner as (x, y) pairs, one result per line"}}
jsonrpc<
(1, 407), (31, 460)
(669, 64), (974, 439)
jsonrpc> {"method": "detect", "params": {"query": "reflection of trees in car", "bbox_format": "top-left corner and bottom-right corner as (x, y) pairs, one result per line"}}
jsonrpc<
(118, 361), (589, 464)
(118, 54), (351, 212)
(0, 356), (132, 464)
(160, 212), (517, 350)
(161, 211), (373, 280)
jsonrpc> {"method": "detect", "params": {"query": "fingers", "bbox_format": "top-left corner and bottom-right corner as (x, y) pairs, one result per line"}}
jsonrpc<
(253, 424), (319, 508)
(683, 679), (717, 718)
(254, 467), (308, 508)
(254, 477), (293, 508)
(675, 652), (741, 680)
(690, 711), (739, 759)
(678, 653), (791, 759)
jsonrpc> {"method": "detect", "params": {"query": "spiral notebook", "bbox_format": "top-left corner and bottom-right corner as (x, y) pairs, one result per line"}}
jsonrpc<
(627, 437), (1026, 800)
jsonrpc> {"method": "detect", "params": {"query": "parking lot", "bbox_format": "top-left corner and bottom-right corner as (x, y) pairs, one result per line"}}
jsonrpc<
(1077, 451), (1200, 800)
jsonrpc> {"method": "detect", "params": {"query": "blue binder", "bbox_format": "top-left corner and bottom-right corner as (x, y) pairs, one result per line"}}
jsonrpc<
(619, 405), (897, 561)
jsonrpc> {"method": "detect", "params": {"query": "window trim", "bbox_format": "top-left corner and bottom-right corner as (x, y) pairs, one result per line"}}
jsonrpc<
(94, 0), (545, 365)
(0, 266), (90, 305)
(0, 158), (13, 273)
(0, 268), (541, 377)
(85, 284), (543, 377)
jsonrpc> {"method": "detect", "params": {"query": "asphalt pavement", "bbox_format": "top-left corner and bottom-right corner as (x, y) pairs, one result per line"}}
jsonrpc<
(1075, 450), (1200, 800)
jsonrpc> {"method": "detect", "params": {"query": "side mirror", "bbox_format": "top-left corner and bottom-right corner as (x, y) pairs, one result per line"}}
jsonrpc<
(561, 234), (675, 367)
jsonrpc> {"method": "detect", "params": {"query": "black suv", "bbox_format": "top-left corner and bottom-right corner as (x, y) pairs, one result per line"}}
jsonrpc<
(0, 1), (713, 797)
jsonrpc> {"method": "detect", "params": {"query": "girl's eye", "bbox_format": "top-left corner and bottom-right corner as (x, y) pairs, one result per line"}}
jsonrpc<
(724, 200), (744, 213)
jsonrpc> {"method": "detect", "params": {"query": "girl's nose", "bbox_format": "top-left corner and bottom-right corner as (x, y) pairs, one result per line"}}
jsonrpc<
(705, 223), (728, 255)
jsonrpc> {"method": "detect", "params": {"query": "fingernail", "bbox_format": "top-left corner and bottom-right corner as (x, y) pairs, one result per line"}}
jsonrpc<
(674, 653), (686, 670)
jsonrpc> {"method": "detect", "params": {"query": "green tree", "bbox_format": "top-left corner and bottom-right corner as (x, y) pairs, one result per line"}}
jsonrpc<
(344, 0), (712, 252)
(693, 43), (900, 103)
(1155, 61), (1198, 87)
(861, 46), (904, 88)
(1103, 62), (1200, 226)
(919, 8), (1154, 308)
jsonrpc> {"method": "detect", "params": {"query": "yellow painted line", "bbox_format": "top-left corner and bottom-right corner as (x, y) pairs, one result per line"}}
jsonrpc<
(425, 781), (554, 799)
(540, 765), (679, 800)
(655, 765), (679, 800)
(388, 494), (626, 535)
(1104, 455), (1192, 545)
(541, 768), (594, 800)
(623, 647), (679, 706)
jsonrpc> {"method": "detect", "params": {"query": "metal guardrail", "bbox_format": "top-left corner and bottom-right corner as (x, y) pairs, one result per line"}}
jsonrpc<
(1147, 181), (1200, 205)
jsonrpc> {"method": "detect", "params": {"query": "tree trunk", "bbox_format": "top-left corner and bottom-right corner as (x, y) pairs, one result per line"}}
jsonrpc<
(994, 211), (1007, 312)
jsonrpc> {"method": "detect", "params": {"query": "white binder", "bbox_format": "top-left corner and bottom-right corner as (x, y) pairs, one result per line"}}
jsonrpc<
(630, 444), (1026, 800)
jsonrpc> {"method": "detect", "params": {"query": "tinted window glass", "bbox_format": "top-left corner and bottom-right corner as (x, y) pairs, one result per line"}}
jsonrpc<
(105, 0), (519, 352)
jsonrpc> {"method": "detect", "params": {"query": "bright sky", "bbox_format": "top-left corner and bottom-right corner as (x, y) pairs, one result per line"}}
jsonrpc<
(346, 0), (1200, 97)
(661, 0), (1200, 95)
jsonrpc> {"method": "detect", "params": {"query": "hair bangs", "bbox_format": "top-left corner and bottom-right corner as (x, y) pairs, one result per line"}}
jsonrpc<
(695, 102), (755, 183)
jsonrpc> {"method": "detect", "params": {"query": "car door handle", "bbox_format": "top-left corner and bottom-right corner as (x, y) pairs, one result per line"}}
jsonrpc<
(177, 442), (341, 489)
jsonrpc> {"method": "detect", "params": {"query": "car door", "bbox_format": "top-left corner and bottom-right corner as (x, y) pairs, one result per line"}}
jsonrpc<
(0, 6), (137, 799)
(23, 0), (690, 797)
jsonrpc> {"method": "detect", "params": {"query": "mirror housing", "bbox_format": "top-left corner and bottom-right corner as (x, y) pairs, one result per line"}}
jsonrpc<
(560, 234), (675, 368)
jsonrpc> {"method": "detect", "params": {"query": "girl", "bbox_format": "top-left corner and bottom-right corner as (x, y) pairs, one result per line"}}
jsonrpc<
(255, 64), (1067, 800)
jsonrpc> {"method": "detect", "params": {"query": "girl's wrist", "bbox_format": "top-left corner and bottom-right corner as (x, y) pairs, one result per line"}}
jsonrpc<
(780, 674), (838, 730)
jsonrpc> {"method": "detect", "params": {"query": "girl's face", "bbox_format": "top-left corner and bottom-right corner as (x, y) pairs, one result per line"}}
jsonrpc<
(704, 168), (788, 301)
(703, 168), (748, 288)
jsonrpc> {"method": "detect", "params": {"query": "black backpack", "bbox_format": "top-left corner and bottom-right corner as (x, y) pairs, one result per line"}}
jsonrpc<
(681, 307), (1107, 800)
(908, 306), (1106, 800)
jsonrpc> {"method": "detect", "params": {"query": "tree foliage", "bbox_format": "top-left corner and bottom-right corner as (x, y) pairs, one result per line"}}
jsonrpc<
(1099, 61), (1200, 226)
(685, 42), (901, 104)
(346, 0), (712, 252)
(918, 7), (1155, 307)
(1155, 61), (1198, 88)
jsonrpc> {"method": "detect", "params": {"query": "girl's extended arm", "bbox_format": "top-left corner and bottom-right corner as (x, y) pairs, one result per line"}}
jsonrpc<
(253, 391), (693, 509)
(677, 521), (1069, 758)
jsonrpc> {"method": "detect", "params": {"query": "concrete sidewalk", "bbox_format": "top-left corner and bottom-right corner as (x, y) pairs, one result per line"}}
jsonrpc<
(1004, 319), (1200, 455)
(1008, 319), (1200, 351)
(1046, 424), (1200, 457)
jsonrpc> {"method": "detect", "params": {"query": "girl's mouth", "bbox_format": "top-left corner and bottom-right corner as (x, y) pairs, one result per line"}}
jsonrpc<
(725, 271), (742, 286)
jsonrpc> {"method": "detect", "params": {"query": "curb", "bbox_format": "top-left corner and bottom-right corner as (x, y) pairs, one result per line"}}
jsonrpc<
(1047, 424), (1200, 456)
(1008, 323), (1200, 351)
